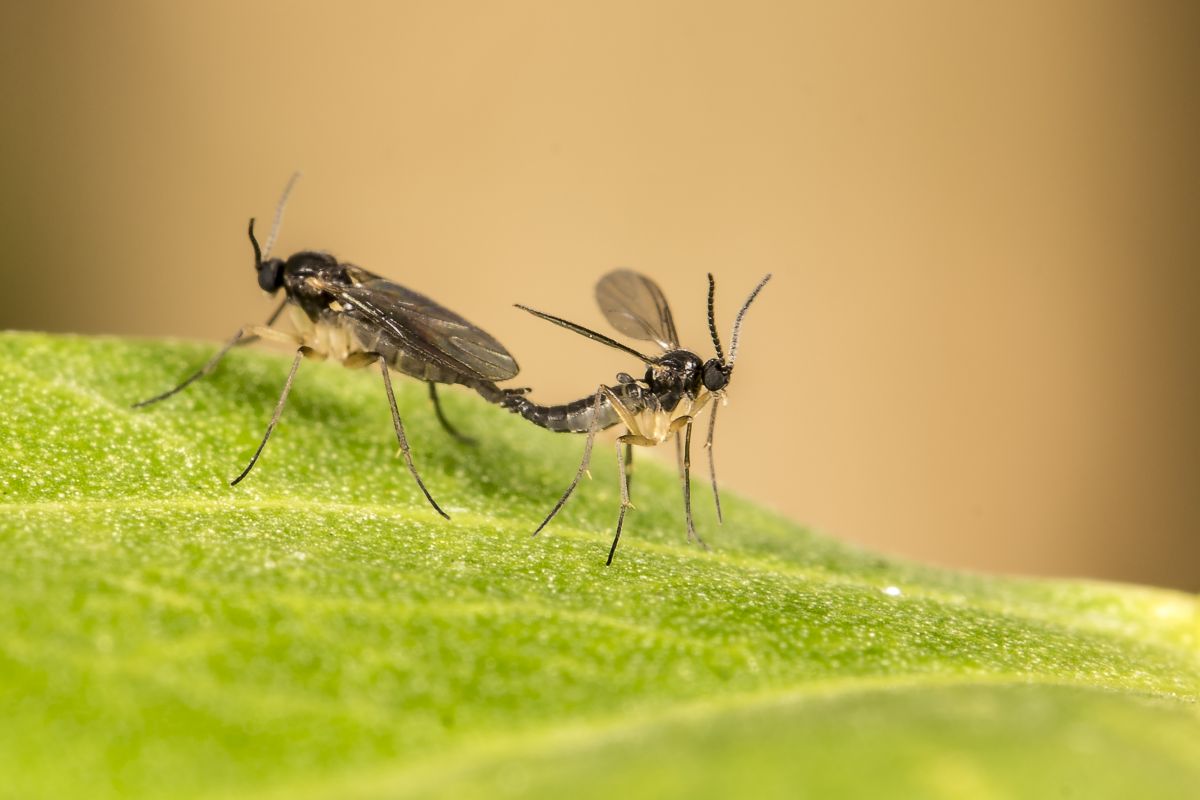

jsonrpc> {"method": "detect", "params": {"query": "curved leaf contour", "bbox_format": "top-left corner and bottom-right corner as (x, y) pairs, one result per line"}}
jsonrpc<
(0, 332), (1196, 800)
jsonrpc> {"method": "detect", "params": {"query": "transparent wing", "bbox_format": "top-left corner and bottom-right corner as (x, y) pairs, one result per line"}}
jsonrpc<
(326, 274), (519, 382)
(594, 269), (679, 351)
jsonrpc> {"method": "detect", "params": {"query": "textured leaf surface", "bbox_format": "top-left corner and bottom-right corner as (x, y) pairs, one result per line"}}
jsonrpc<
(0, 332), (1196, 800)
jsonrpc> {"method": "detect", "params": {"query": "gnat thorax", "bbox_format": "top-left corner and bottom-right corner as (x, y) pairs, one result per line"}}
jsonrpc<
(276, 251), (345, 320)
(645, 350), (705, 397)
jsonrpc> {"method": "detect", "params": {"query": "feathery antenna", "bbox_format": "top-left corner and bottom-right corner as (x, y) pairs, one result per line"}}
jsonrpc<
(728, 274), (772, 367)
(262, 171), (301, 260)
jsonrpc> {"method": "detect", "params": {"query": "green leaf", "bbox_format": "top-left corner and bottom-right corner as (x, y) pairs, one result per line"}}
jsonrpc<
(1, 331), (1196, 800)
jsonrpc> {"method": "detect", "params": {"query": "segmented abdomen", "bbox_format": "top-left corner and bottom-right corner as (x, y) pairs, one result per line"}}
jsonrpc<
(499, 384), (644, 433)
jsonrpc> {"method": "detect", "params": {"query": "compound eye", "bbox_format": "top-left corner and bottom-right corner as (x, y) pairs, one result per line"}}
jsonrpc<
(702, 360), (729, 392)
(258, 258), (284, 293)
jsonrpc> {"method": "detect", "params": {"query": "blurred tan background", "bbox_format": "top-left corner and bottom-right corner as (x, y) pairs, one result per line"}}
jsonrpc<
(2, 1), (1196, 590)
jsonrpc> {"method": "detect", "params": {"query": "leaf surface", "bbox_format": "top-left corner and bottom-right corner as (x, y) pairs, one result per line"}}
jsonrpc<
(0, 332), (1196, 799)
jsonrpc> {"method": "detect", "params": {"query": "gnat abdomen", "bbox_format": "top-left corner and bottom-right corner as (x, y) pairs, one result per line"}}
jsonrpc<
(502, 383), (710, 442)
(289, 304), (465, 383)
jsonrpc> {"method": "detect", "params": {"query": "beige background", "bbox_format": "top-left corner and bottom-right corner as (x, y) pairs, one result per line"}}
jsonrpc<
(3, 2), (1196, 589)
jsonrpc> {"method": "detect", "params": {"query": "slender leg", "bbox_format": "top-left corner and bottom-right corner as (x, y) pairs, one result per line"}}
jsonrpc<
(607, 437), (635, 565)
(674, 430), (685, 480)
(532, 387), (606, 537)
(624, 441), (634, 496)
(428, 382), (476, 445)
(680, 418), (707, 550)
(133, 300), (288, 408)
(341, 352), (380, 369)
(379, 357), (450, 520)
(705, 400), (723, 523)
(229, 345), (305, 486)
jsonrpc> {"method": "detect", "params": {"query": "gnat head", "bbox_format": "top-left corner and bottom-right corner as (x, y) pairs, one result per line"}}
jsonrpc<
(702, 272), (772, 394)
(247, 172), (301, 294)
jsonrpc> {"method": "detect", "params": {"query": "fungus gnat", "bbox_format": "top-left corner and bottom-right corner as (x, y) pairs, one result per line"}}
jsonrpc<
(502, 269), (770, 563)
(134, 175), (520, 518)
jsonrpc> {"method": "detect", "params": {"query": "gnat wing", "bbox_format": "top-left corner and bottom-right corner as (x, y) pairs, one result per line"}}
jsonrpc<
(595, 269), (679, 351)
(329, 276), (519, 382)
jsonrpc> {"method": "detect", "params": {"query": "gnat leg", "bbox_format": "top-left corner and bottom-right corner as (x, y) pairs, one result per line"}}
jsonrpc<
(705, 400), (723, 523)
(428, 382), (476, 445)
(532, 387), (606, 537)
(674, 417), (707, 550)
(133, 300), (288, 408)
(378, 357), (450, 520)
(607, 437), (635, 566)
(674, 432), (685, 480)
(624, 441), (634, 496)
(230, 345), (306, 486)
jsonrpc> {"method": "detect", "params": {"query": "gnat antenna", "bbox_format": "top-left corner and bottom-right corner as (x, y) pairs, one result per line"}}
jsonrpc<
(262, 171), (301, 260)
(706, 273), (726, 364)
(728, 274), (772, 367)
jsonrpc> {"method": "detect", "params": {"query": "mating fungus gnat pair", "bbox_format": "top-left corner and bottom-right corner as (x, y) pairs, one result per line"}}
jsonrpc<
(136, 177), (770, 565)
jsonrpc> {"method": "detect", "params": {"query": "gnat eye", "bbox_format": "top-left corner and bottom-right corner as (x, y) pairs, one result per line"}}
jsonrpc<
(702, 359), (729, 392)
(258, 258), (284, 293)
